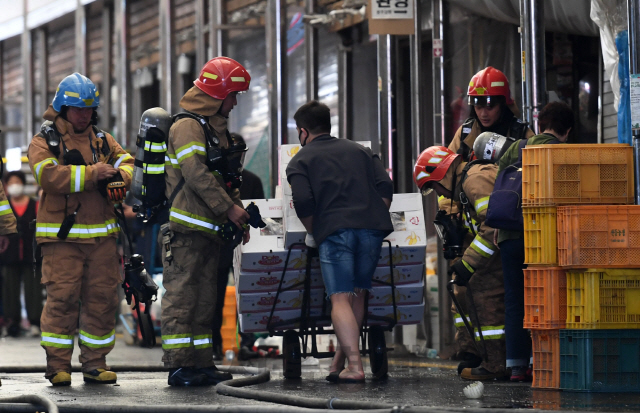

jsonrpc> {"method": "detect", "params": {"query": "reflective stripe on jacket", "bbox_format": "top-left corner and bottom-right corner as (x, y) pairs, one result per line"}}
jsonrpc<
(164, 88), (242, 239)
(27, 105), (134, 244)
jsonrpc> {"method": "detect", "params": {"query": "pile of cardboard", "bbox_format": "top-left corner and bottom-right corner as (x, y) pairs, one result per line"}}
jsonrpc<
(234, 143), (427, 333)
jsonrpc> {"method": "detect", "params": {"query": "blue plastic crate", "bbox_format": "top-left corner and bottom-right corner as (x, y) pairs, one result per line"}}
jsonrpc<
(560, 329), (640, 392)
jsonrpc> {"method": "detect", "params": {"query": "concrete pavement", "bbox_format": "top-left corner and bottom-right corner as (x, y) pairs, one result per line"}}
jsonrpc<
(1, 334), (639, 412)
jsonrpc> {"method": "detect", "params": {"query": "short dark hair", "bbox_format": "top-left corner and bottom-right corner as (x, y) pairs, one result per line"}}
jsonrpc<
(4, 170), (26, 185)
(538, 101), (574, 136)
(293, 101), (331, 134)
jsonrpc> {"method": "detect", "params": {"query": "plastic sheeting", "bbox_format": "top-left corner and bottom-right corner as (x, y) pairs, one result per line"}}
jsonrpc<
(616, 31), (631, 144)
(448, 0), (599, 37)
(591, 0), (627, 111)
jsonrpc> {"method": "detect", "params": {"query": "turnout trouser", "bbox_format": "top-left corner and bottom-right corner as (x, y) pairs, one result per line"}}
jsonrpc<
(451, 253), (506, 375)
(161, 230), (221, 368)
(40, 238), (120, 378)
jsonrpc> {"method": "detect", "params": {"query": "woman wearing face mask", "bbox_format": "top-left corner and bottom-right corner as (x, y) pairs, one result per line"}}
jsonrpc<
(1, 171), (41, 338)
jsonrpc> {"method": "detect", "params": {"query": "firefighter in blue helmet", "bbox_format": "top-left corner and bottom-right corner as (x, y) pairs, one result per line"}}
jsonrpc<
(28, 73), (134, 386)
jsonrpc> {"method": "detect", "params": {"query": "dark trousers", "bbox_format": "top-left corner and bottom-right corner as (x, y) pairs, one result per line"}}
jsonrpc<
(499, 237), (531, 368)
(2, 263), (43, 329)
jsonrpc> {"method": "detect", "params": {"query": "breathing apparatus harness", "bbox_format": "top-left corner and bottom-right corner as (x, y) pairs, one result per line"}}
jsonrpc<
(172, 112), (247, 190)
(434, 160), (491, 260)
(36, 120), (121, 240)
(114, 205), (159, 348)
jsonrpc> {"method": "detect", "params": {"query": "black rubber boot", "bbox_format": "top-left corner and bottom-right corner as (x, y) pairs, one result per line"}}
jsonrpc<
(198, 365), (233, 385)
(168, 367), (208, 387)
(457, 352), (483, 375)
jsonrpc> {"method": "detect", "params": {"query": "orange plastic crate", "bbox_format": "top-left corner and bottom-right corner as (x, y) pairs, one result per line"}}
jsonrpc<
(532, 329), (560, 389)
(524, 267), (567, 329)
(566, 269), (640, 329)
(524, 207), (558, 265)
(557, 205), (640, 268)
(522, 144), (634, 206)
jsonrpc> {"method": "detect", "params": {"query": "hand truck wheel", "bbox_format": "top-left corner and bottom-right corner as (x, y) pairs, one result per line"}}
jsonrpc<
(368, 325), (388, 379)
(282, 330), (301, 379)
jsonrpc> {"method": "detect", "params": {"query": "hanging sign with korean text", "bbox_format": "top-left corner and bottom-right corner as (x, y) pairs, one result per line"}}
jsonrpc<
(371, 0), (414, 20)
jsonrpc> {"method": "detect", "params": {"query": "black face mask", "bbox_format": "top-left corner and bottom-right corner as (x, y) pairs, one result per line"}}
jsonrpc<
(299, 128), (308, 146)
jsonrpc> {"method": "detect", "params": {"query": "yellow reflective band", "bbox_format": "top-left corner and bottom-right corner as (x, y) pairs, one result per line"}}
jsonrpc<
(0, 201), (12, 217)
(165, 154), (180, 169)
(34, 158), (59, 185)
(203, 72), (218, 80)
(82, 98), (94, 106)
(169, 207), (221, 235)
(36, 220), (120, 238)
(70, 165), (86, 193)
(470, 236), (495, 258)
(231, 76), (245, 82)
(176, 142), (206, 163)
(79, 329), (116, 348)
(461, 260), (475, 274)
(474, 196), (490, 213)
(41, 332), (74, 348)
(469, 81), (474, 87)
(65, 91), (80, 97)
(144, 142), (167, 153)
(119, 165), (134, 176)
(95, 90), (99, 96)
(113, 153), (133, 169)
(491, 81), (504, 87)
(416, 171), (430, 180)
(143, 163), (165, 174)
(162, 334), (192, 349)
(428, 157), (442, 164)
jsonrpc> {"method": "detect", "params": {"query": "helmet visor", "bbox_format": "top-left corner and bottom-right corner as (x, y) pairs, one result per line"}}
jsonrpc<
(468, 95), (502, 108)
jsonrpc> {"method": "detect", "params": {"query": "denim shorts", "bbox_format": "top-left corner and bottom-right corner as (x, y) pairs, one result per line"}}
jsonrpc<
(318, 228), (387, 298)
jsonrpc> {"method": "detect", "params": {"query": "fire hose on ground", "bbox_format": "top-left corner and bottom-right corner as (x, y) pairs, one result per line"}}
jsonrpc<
(0, 364), (594, 413)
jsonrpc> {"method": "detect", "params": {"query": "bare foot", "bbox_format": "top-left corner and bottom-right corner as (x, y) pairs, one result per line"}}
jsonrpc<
(330, 349), (346, 373)
(338, 368), (365, 381)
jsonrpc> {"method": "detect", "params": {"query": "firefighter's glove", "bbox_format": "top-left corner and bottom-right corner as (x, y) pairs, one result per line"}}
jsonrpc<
(451, 260), (474, 287)
(305, 233), (317, 248)
(246, 202), (266, 229)
(106, 171), (126, 204)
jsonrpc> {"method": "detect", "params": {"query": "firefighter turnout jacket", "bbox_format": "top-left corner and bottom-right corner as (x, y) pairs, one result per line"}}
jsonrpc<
(28, 105), (134, 244)
(0, 184), (17, 235)
(165, 87), (243, 240)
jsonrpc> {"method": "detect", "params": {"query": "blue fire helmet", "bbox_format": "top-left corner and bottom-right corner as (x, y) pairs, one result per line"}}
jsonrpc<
(52, 73), (100, 112)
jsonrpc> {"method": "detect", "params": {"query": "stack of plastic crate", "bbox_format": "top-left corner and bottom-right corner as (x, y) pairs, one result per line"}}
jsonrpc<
(521, 143), (639, 392)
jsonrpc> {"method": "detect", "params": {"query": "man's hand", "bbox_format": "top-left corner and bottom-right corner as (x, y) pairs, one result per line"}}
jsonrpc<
(493, 229), (500, 248)
(0, 236), (10, 254)
(227, 204), (250, 228)
(93, 162), (118, 180)
(242, 229), (250, 245)
(451, 260), (474, 287)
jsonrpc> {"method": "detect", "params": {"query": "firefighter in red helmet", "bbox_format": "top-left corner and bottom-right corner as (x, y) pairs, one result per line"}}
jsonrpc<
(449, 66), (534, 161)
(160, 57), (251, 386)
(415, 146), (507, 381)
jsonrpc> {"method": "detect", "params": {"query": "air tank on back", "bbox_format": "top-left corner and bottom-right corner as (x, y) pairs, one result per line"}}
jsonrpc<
(131, 107), (173, 206)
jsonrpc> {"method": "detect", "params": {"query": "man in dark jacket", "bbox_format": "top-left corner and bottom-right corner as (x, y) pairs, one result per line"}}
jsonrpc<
(286, 100), (394, 383)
